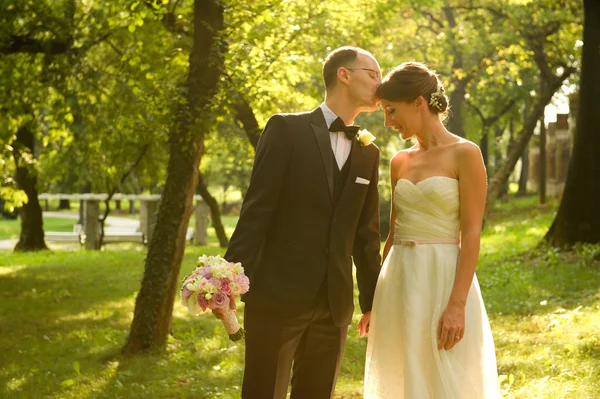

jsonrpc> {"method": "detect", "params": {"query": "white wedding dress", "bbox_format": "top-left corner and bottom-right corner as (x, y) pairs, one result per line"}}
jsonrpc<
(364, 176), (501, 398)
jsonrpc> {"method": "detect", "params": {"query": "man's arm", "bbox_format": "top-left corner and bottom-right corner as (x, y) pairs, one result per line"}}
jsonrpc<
(353, 149), (382, 314)
(224, 115), (292, 276)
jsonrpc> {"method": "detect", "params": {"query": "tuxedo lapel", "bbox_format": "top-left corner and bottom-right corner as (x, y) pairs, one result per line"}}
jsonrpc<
(310, 109), (334, 202)
(337, 140), (367, 208)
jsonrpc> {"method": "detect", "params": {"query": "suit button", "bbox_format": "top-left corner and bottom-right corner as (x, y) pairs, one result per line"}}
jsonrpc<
(324, 249), (330, 255)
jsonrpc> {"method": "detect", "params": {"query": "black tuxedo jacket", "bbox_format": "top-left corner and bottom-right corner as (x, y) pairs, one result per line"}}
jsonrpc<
(225, 107), (381, 327)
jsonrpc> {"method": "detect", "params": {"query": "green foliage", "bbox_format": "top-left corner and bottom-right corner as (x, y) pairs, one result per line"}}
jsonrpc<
(1, 0), (583, 207)
(202, 120), (254, 197)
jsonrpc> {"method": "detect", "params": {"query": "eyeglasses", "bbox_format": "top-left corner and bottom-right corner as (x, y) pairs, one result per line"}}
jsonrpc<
(346, 67), (381, 79)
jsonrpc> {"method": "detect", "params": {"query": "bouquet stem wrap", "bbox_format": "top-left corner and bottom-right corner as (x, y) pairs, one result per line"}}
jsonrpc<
(221, 307), (245, 342)
(181, 255), (250, 342)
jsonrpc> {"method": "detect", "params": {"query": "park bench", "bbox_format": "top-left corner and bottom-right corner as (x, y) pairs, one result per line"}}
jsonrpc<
(45, 231), (83, 244)
(45, 225), (145, 245)
(44, 224), (198, 246)
(102, 228), (145, 244)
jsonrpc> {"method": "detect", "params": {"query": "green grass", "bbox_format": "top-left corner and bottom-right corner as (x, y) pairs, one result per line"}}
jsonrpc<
(477, 196), (600, 398)
(1, 196), (599, 398)
(0, 218), (78, 240)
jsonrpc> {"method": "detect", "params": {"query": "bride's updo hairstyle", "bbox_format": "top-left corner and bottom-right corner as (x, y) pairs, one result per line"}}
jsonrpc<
(376, 62), (449, 115)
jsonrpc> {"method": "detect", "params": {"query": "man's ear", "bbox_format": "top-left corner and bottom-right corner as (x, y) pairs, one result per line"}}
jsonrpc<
(337, 67), (350, 84)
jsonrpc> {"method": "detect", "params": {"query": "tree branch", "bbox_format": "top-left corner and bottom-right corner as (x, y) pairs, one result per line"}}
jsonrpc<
(1, 35), (73, 55)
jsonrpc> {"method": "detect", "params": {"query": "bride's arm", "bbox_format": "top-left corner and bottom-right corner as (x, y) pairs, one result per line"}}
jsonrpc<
(437, 141), (487, 350)
(451, 142), (487, 308)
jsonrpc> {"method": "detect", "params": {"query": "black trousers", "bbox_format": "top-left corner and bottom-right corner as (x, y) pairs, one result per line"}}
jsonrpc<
(241, 287), (347, 399)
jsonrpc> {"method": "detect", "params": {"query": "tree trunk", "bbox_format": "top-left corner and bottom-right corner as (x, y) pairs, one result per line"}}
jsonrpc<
(545, 0), (600, 246)
(493, 124), (505, 172)
(233, 96), (261, 150)
(518, 145), (529, 196)
(12, 124), (48, 251)
(57, 199), (71, 210)
(122, 0), (225, 355)
(539, 118), (547, 203)
(197, 172), (229, 247)
(78, 182), (91, 225)
(485, 69), (574, 214)
(443, 6), (466, 138)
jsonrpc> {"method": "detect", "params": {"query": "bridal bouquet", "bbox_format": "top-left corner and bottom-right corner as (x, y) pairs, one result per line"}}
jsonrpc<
(181, 255), (250, 341)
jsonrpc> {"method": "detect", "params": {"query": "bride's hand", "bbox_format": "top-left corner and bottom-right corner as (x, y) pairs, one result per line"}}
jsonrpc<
(357, 312), (371, 338)
(437, 303), (465, 350)
(211, 295), (237, 320)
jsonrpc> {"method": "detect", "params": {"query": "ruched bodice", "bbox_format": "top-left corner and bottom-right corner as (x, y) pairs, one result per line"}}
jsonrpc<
(393, 176), (460, 241)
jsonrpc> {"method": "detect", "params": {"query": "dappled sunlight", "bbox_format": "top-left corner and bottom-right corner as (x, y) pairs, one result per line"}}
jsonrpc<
(0, 264), (27, 276)
(526, 225), (548, 236)
(56, 296), (136, 327)
(41, 359), (119, 399)
(5, 373), (29, 395)
(492, 297), (600, 397)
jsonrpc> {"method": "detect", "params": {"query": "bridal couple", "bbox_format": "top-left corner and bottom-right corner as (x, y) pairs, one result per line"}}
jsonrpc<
(216, 46), (502, 398)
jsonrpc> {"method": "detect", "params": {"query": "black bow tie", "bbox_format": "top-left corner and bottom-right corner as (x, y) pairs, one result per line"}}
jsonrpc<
(329, 117), (360, 140)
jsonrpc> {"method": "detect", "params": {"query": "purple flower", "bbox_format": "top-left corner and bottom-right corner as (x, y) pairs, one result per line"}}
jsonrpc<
(198, 266), (212, 279)
(181, 286), (192, 300)
(209, 292), (229, 309)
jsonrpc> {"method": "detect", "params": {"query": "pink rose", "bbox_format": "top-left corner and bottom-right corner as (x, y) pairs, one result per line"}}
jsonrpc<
(209, 292), (229, 309)
(197, 295), (208, 312)
(220, 279), (231, 295)
(234, 274), (250, 294)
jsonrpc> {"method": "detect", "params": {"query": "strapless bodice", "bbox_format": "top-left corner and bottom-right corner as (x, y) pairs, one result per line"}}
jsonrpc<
(393, 176), (460, 242)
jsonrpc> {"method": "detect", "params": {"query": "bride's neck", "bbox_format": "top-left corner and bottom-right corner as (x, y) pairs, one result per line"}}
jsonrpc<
(415, 120), (451, 150)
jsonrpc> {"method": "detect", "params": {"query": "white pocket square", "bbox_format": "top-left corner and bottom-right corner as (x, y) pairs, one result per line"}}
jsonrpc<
(355, 177), (370, 185)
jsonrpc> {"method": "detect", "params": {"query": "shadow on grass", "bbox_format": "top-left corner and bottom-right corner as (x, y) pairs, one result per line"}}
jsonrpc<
(1, 301), (245, 398)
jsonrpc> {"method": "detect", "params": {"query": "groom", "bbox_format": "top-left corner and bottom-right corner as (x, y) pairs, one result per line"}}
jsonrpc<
(222, 46), (382, 398)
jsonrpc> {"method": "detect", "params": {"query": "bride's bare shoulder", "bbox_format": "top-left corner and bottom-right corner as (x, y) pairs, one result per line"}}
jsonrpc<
(391, 145), (417, 164)
(453, 138), (483, 157)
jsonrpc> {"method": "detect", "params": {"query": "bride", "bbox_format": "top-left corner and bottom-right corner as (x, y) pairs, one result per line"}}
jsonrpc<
(359, 62), (501, 398)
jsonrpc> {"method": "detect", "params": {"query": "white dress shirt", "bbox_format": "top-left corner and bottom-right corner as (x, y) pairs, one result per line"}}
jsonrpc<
(319, 102), (352, 170)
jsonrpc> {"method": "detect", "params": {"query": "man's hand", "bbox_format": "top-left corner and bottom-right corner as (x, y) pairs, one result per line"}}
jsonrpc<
(211, 295), (237, 320)
(357, 312), (372, 338)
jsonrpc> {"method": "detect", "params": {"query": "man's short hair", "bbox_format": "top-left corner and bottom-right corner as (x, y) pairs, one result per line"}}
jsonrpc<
(322, 47), (361, 91)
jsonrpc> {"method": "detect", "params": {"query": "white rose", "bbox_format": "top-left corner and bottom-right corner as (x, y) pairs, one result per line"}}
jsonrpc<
(185, 295), (201, 315)
(357, 129), (376, 146)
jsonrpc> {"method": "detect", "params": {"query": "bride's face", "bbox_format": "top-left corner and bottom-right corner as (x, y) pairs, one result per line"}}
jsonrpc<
(380, 99), (421, 140)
